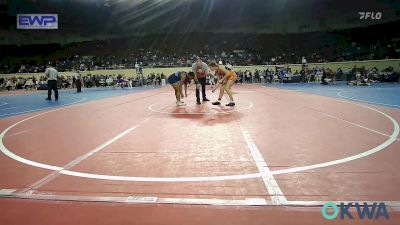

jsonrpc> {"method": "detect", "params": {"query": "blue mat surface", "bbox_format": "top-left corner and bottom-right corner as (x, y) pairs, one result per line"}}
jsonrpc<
(0, 86), (159, 119)
(266, 82), (400, 109)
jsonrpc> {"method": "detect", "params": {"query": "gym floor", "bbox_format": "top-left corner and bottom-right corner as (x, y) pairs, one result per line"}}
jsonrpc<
(0, 82), (399, 225)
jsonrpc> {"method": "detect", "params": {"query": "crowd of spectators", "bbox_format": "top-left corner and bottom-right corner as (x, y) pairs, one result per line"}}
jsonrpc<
(1, 64), (397, 92)
(233, 65), (398, 85)
(0, 72), (168, 91)
(0, 21), (399, 74)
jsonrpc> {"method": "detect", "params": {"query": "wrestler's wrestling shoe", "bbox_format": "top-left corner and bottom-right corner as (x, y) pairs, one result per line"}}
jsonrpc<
(176, 101), (186, 106)
(226, 102), (235, 107)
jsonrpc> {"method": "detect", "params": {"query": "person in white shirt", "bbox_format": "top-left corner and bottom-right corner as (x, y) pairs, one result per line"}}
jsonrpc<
(106, 76), (114, 87)
(128, 78), (133, 88)
(24, 79), (34, 90)
(302, 56), (308, 69)
(45, 64), (59, 100)
(6, 79), (14, 91)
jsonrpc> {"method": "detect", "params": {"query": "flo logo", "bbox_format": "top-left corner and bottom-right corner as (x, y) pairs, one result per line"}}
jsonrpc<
(359, 12), (382, 20)
(321, 202), (390, 220)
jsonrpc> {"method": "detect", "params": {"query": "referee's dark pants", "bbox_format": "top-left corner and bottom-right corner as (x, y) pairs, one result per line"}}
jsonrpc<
(47, 80), (58, 100)
(76, 80), (82, 92)
(196, 77), (207, 102)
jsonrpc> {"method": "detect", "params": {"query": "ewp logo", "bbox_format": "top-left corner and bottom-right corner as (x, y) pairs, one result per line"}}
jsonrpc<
(17, 14), (58, 29)
(322, 202), (390, 220)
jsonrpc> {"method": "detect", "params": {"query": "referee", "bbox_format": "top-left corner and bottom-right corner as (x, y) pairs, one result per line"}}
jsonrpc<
(192, 58), (210, 104)
(45, 64), (59, 100)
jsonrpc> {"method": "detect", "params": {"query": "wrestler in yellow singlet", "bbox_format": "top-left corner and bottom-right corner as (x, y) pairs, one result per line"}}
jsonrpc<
(208, 61), (236, 106)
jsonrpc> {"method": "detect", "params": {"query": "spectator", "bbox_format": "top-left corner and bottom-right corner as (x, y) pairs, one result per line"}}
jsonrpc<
(6, 79), (14, 91)
(300, 69), (306, 82)
(75, 71), (82, 93)
(106, 75), (114, 87)
(24, 79), (34, 90)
